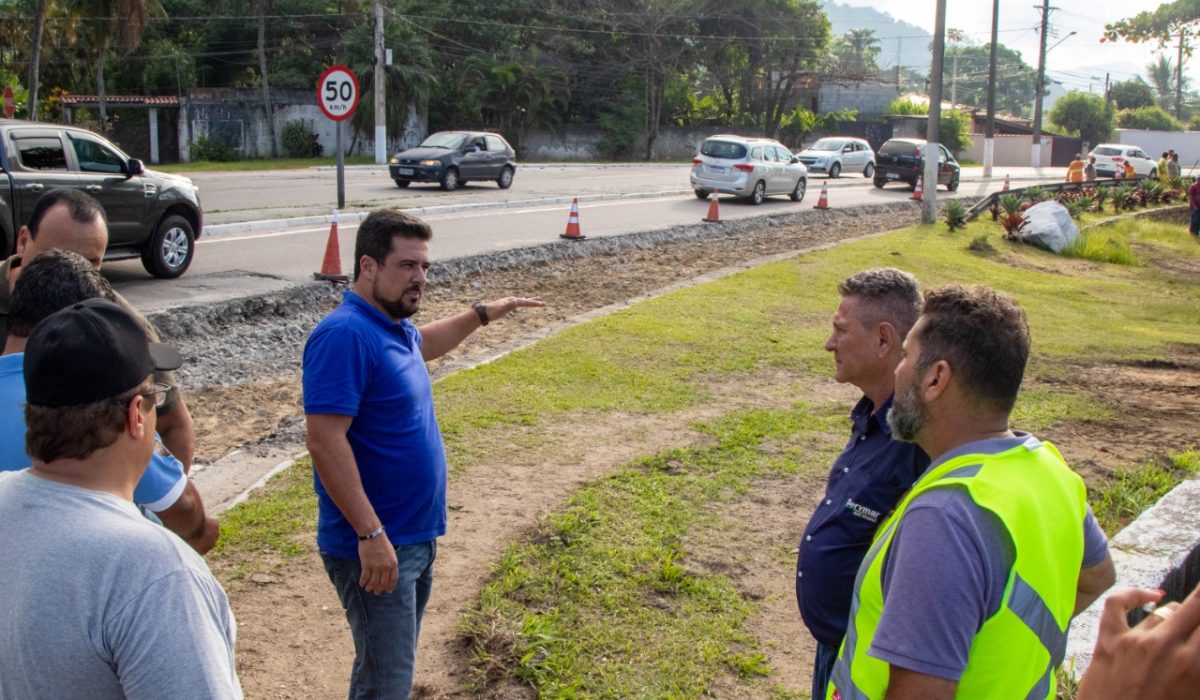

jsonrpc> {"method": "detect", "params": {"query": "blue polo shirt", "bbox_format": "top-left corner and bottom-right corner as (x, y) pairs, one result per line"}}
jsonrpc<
(796, 395), (928, 646)
(302, 291), (448, 559)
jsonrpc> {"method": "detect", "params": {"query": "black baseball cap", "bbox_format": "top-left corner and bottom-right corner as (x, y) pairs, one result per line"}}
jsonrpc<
(24, 298), (183, 407)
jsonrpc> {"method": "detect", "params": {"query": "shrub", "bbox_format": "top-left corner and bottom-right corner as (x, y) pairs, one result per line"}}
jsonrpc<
(190, 136), (240, 162)
(1110, 184), (1133, 213)
(1062, 230), (1138, 265)
(942, 200), (967, 231)
(282, 120), (321, 158)
(1025, 186), (1046, 203)
(1092, 186), (1110, 212)
(998, 193), (1025, 238)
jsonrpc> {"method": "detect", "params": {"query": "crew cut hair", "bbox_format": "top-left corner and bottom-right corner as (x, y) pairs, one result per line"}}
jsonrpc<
(915, 284), (1030, 414)
(353, 209), (433, 280)
(27, 189), (109, 239)
(837, 268), (922, 339)
(8, 249), (115, 338)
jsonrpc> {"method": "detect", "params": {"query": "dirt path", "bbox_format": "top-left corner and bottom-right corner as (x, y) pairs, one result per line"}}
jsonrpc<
(194, 205), (1200, 698)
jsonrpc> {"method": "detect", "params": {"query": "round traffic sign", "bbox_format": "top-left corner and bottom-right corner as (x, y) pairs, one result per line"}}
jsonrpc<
(3, 87), (14, 119)
(317, 65), (360, 122)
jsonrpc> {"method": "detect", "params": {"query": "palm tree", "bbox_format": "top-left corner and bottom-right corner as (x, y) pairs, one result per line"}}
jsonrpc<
(1146, 54), (1184, 110)
(76, 0), (164, 129)
(844, 28), (881, 70)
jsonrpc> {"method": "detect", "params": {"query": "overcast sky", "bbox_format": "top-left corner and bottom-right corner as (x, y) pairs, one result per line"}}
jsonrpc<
(835, 0), (1195, 94)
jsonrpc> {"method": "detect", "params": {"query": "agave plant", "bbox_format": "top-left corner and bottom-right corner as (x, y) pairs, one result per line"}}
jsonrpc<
(943, 200), (968, 231)
(1111, 184), (1133, 213)
(1092, 186), (1110, 212)
(1066, 199), (1088, 221)
(1025, 186), (1046, 202)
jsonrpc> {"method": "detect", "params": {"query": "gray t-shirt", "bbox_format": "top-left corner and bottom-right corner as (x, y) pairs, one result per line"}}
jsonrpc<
(869, 435), (1109, 680)
(0, 470), (242, 699)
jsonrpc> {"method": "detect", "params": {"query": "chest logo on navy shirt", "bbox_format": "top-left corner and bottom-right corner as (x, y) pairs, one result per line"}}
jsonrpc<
(844, 498), (881, 523)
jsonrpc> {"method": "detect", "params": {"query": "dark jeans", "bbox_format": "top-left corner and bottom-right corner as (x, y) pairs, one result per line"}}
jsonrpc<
(812, 639), (839, 700)
(1191, 209), (1200, 235)
(322, 540), (436, 700)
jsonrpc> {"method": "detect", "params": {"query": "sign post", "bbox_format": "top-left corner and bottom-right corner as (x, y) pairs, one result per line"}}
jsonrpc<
(317, 65), (360, 209)
(3, 87), (15, 119)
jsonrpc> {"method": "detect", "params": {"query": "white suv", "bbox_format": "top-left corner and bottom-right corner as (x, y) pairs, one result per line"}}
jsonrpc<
(690, 135), (808, 205)
(1089, 144), (1157, 179)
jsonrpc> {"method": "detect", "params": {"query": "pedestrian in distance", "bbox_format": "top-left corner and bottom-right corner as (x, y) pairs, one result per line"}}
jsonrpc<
(0, 249), (218, 554)
(1084, 156), (1097, 182)
(1159, 152), (1170, 186)
(1123, 160), (1136, 181)
(1066, 154), (1085, 183)
(0, 188), (197, 469)
(1077, 584), (1200, 700)
(825, 285), (1115, 700)
(1189, 177), (1200, 238)
(1169, 152), (1182, 179)
(0, 298), (241, 699)
(796, 268), (929, 700)
(303, 208), (544, 699)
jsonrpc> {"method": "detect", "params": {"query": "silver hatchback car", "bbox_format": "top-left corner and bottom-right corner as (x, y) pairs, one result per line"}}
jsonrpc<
(690, 135), (808, 204)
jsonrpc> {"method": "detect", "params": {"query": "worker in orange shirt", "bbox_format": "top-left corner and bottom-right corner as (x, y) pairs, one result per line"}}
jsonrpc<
(1124, 160), (1137, 180)
(1066, 154), (1085, 183)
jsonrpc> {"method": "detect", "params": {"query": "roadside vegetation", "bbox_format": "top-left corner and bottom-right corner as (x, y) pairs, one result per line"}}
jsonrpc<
(158, 155), (376, 173)
(209, 208), (1199, 696)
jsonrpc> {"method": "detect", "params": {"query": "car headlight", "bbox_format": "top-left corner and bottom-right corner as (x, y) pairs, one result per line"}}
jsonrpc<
(420, 159), (440, 167)
(389, 156), (399, 164)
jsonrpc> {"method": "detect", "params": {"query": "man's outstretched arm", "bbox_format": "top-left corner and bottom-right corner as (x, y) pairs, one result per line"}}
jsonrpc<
(418, 296), (544, 362)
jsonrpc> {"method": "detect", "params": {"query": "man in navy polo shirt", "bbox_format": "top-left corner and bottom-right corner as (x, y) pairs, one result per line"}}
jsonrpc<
(303, 208), (543, 699)
(795, 268), (929, 698)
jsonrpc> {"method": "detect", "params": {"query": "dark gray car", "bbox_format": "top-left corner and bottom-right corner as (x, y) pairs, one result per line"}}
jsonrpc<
(0, 119), (203, 278)
(388, 131), (517, 191)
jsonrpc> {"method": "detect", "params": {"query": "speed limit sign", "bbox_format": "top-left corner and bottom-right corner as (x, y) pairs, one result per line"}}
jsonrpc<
(317, 65), (360, 121)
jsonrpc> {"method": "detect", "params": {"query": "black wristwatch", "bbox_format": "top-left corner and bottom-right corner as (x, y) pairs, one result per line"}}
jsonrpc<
(472, 302), (489, 326)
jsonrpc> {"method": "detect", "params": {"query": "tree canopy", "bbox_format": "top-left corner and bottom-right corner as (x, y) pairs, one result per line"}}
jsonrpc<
(1048, 92), (1114, 148)
(1104, 1), (1200, 45)
(1109, 78), (1157, 110)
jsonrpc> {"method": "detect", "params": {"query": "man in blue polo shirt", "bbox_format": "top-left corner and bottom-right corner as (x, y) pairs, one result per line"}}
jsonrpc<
(796, 268), (929, 698)
(303, 208), (543, 699)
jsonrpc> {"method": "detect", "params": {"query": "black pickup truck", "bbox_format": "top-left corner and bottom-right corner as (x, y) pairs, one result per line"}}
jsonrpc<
(0, 119), (203, 278)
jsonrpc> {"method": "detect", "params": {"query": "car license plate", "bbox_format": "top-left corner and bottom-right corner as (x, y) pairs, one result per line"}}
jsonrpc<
(886, 172), (899, 179)
(396, 167), (414, 175)
(705, 165), (726, 173)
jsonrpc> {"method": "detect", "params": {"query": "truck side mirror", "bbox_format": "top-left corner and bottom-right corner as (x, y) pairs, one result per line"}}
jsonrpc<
(126, 158), (145, 177)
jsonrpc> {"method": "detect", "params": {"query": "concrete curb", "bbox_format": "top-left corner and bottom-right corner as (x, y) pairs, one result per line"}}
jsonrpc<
(1066, 477), (1200, 679)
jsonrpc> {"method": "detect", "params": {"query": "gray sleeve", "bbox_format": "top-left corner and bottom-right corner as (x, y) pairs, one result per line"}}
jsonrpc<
(870, 489), (1013, 681)
(1082, 505), (1109, 568)
(107, 568), (242, 699)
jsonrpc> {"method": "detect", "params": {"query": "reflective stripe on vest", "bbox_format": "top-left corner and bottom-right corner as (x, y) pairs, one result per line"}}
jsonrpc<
(827, 438), (1086, 700)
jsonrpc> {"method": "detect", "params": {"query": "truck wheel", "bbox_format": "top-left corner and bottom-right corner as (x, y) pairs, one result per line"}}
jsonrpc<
(141, 215), (195, 279)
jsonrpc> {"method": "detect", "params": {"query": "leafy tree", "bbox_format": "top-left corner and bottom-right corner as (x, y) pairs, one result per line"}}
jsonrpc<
(941, 43), (1037, 115)
(1109, 78), (1157, 109)
(778, 106), (857, 149)
(885, 98), (927, 116)
(342, 12), (436, 151)
(829, 28), (880, 77)
(456, 54), (569, 148)
(1104, 1), (1200, 44)
(76, 0), (166, 127)
(1048, 92), (1114, 148)
(1118, 105), (1185, 130)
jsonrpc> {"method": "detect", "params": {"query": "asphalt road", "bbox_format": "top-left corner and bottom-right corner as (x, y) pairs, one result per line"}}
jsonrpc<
(109, 164), (1060, 312)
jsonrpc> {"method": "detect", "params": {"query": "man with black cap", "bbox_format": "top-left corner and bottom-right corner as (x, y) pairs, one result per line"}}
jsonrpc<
(0, 299), (241, 699)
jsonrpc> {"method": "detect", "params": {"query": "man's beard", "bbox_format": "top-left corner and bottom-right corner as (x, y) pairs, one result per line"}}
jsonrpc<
(374, 280), (420, 320)
(888, 378), (929, 443)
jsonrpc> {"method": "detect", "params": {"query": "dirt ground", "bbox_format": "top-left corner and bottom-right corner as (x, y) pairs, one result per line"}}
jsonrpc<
(192, 206), (1200, 699)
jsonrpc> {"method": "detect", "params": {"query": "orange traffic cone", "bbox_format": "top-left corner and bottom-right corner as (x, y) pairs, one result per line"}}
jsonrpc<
(314, 209), (349, 281)
(814, 182), (830, 209)
(911, 176), (923, 201)
(560, 197), (586, 240)
(1002, 174), (1010, 191)
(703, 191), (721, 222)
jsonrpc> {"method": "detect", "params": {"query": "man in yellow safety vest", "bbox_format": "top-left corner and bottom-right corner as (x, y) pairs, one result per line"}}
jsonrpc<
(826, 285), (1116, 700)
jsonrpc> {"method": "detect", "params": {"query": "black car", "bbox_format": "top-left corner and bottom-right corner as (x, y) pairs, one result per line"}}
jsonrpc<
(873, 138), (960, 192)
(0, 119), (203, 278)
(388, 131), (516, 191)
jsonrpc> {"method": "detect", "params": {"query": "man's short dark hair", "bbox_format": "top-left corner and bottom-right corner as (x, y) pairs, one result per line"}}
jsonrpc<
(353, 209), (433, 280)
(837, 268), (922, 339)
(8, 249), (114, 338)
(915, 285), (1030, 414)
(26, 377), (152, 462)
(26, 189), (109, 239)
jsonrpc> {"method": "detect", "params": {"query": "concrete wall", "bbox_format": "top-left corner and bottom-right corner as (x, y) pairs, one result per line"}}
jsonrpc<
(961, 134), (1031, 166)
(819, 80), (900, 117)
(520, 124), (753, 161)
(1115, 129), (1200, 172)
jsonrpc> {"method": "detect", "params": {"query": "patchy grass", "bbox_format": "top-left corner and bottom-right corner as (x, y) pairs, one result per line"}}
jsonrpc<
(459, 406), (842, 697)
(157, 155), (375, 173)
(1090, 450), (1200, 534)
(1063, 229), (1139, 265)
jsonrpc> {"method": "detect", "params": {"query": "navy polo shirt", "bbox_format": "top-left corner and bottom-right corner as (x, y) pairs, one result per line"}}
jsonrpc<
(303, 291), (448, 559)
(795, 395), (928, 646)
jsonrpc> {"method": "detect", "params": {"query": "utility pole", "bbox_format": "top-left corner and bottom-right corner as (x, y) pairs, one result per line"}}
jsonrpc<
(1176, 29), (1186, 121)
(984, 0), (999, 178)
(373, 0), (386, 165)
(923, 0), (947, 225)
(1031, 0), (1051, 169)
(951, 52), (958, 105)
